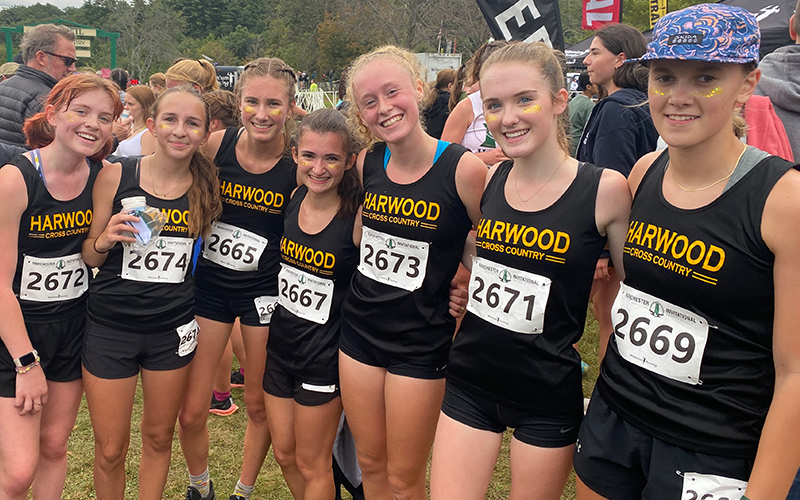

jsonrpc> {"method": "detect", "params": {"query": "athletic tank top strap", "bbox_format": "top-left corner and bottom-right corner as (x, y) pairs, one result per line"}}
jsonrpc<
(448, 160), (606, 415)
(9, 154), (99, 321)
(88, 157), (196, 334)
(384, 140), (450, 169)
(599, 153), (798, 458)
(268, 185), (359, 382)
(342, 141), (473, 357)
(195, 125), (297, 297)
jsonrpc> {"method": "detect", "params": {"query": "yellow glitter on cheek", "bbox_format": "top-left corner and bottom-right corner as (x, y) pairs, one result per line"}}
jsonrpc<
(649, 86), (671, 96)
(486, 115), (498, 122)
(692, 87), (723, 98)
(328, 163), (341, 170)
(300, 161), (309, 166)
(269, 109), (282, 116)
(192, 130), (201, 135)
(523, 105), (542, 114)
(66, 113), (76, 122)
(159, 123), (167, 129)
(244, 106), (255, 114)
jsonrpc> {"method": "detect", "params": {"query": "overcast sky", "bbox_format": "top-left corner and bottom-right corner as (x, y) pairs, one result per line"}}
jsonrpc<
(0, 0), (85, 10)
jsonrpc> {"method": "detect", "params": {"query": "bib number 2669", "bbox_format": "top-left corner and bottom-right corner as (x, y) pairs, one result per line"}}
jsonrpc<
(612, 283), (708, 385)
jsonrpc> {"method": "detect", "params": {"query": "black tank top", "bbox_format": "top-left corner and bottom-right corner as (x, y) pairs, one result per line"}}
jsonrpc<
(341, 142), (472, 357)
(194, 127), (296, 297)
(10, 154), (99, 321)
(598, 151), (798, 458)
(448, 161), (605, 415)
(88, 158), (195, 333)
(267, 186), (359, 382)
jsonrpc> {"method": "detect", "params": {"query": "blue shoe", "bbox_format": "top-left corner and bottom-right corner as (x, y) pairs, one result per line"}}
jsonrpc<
(581, 361), (589, 375)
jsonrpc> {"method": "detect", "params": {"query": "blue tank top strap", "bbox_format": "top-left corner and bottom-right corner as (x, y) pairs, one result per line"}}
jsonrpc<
(30, 149), (47, 188)
(383, 140), (451, 170)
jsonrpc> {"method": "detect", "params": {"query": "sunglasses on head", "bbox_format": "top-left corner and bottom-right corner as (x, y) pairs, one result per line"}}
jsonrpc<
(42, 51), (77, 67)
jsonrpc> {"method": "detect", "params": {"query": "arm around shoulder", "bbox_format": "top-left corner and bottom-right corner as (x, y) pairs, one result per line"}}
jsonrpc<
(596, 168), (631, 280)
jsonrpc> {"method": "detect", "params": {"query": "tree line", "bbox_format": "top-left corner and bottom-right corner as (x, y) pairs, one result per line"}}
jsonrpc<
(0, 0), (701, 81)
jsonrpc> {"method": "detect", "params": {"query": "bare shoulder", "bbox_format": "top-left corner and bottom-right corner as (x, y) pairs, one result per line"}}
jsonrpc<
(628, 150), (663, 196)
(0, 163), (28, 214)
(762, 167), (800, 254)
(203, 128), (227, 159)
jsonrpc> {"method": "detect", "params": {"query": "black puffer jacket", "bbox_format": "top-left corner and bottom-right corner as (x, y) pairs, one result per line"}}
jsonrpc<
(0, 65), (57, 147)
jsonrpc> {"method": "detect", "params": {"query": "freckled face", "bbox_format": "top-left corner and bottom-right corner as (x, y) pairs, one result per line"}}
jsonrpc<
(352, 58), (424, 144)
(51, 89), (116, 157)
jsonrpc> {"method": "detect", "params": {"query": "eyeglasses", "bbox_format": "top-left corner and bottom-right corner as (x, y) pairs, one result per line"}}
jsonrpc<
(42, 51), (77, 67)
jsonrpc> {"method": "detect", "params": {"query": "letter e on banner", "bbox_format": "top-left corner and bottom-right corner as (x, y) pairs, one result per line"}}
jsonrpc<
(582, 0), (621, 29)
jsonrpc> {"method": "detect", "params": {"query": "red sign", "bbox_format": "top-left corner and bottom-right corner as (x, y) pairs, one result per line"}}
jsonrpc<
(582, 0), (621, 30)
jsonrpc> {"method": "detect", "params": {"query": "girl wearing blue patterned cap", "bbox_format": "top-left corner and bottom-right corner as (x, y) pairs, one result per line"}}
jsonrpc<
(574, 4), (800, 500)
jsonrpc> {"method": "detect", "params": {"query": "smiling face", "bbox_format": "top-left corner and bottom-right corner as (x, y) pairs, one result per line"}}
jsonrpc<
(147, 91), (208, 161)
(50, 89), (115, 157)
(240, 75), (293, 145)
(583, 38), (622, 88)
(352, 58), (424, 144)
(293, 130), (355, 196)
(481, 62), (567, 160)
(648, 59), (758, 149)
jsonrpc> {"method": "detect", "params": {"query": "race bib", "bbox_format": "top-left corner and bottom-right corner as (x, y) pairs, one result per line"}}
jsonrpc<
(20, 253), (88, 302)
(202, 221), (267, 272)
(681, 472), (747, 500)
(358, 227), (428, 292)
(467, 256), (551, 334)
(612, 283), (709, 385)
(254, 295), (279, 325)
(121, 236), (193, 283)
(278, 264), (334, 325)
(176, 319), (199, 357)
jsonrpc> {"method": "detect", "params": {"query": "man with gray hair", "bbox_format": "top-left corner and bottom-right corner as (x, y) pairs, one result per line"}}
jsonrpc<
(0, 23), (76, 147)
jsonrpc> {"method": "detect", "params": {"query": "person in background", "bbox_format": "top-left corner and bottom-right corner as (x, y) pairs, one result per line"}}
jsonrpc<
(0, 24), (77, 147)
(113, 85), (155, 157)
(568, 71), (597, 157)
(755, 0), (800, 162)
(165, 59), (219, 94)
(0, 62), (19, 82)
(577, 23), (658, 363)
(110, 68), (129, 103)
(442, 41), (510, 166)
(422, 68), (456, 139)
(149, 72), (166, 96)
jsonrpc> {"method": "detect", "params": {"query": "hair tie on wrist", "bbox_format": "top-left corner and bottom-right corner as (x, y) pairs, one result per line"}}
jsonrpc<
(93, 238), (109, 254)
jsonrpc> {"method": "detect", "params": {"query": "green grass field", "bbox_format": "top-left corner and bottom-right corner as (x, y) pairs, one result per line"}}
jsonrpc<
(62, 310), (600, 499)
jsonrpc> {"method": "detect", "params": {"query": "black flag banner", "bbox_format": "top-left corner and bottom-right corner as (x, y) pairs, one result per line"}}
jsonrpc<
(475, 0), (565, 51)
